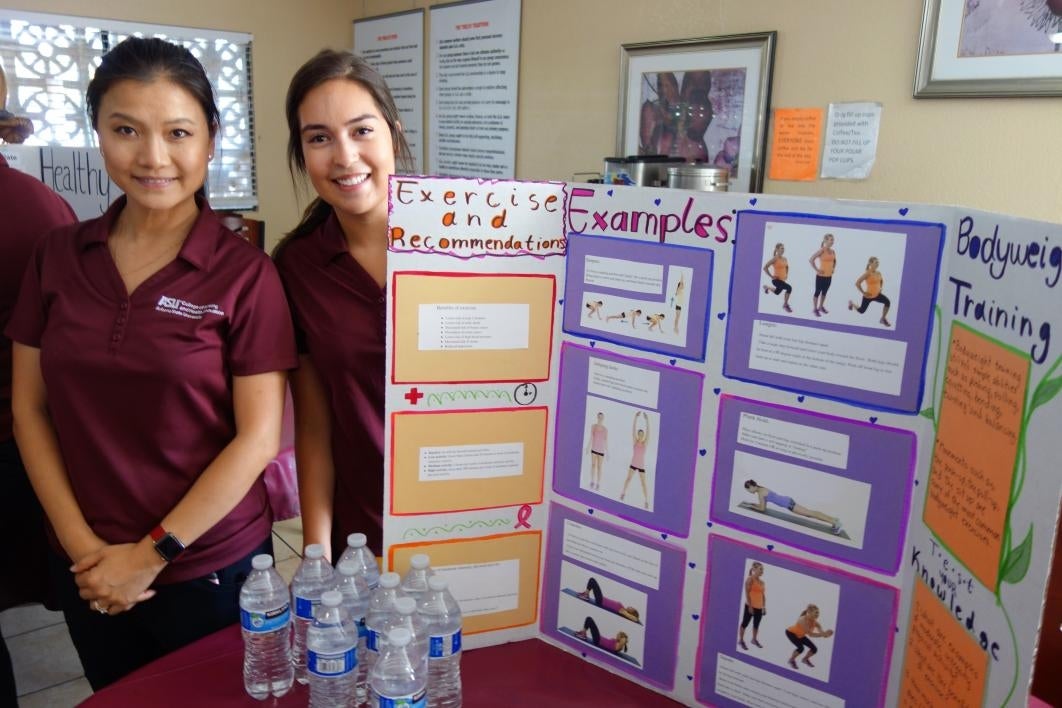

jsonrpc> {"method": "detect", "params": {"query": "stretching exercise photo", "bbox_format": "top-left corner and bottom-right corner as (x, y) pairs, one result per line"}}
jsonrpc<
(785, 604), (834, 670)
(744, 480), (843, 535)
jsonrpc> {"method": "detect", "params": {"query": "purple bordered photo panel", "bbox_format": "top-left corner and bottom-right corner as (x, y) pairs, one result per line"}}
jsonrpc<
(696, 536), (897, 708)
(723, 210), (944, 413)
(562, 232), (713, 362)
(553, 342), (703, 537)
(710, 395), (916, 574)
(541, 503), (686, 690)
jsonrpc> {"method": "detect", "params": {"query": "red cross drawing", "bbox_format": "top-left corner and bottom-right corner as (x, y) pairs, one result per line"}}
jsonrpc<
(404, 387), (424, 405)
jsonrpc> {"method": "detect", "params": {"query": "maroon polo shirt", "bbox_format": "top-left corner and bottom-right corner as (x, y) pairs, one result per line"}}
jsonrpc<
(274, 213), (385, 554)
(6, 196), (297, 584)
(0, 154), (77, 442)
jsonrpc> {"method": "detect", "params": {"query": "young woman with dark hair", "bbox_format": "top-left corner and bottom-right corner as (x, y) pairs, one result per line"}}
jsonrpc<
(7, 37), (295, 688)
(273, 49), (413, 559)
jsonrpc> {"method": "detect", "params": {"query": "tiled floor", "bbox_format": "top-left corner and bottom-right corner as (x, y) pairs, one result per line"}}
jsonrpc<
(1, 518), (304, 706)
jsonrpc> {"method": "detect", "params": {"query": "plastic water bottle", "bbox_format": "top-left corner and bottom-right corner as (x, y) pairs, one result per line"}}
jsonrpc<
(292, 544), (335, 684)
(307, 590), (357, 708)
(333, 560), (371, 705)
(364, 572), (406, 689)
(400, 554), (432, 600)
(338, 532), (381, 591)
(418, 576), (462, 708)
(239, 554), (294, 700)
(371, 628), (427, 708)
(387, 596), (429, 670)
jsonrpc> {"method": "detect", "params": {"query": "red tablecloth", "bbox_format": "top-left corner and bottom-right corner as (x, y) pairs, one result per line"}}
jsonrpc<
(80, 625), (681, 707)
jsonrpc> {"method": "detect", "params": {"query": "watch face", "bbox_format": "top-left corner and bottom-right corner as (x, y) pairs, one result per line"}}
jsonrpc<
(154, 533), (185, 562)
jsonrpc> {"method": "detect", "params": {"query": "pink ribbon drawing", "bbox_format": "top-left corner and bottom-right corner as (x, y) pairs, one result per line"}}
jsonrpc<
(514, 504), (532, 529)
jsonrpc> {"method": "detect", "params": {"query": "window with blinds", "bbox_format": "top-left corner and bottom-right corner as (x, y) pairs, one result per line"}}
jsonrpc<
(0, 10), (257, 210)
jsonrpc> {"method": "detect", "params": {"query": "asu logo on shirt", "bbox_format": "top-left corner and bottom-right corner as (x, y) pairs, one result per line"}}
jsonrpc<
(156, 295), (225, 320)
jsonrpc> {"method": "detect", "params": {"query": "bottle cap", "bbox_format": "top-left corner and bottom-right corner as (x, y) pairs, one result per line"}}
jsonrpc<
(410, 553), (430, 569)
(337, 560), (358, 577)
(321, 590), (342, 607)
(304, 543), (325, 559)
(394, 597), (416, 615)
(379, 572), (401, 588)
(251, 554), (274, 570)
(387, 627), (411, 647)
(428, 576), (448, 591)
(346, 532), (367, 548)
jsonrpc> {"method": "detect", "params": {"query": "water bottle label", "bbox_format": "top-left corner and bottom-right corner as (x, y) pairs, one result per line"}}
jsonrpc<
(357, 617), (368, 639)
(240, 604), (290, 633)
(373, 687), (427, 708)
(366, 627), (381, 653)
(294, 595), (316, 619)
(429, 629), (462, 659)
(307, 647), (356, 676)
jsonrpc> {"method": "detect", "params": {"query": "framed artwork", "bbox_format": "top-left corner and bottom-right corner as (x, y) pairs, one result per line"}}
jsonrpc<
(914, 0), (1062, 97)
(617, 32), (776, 193)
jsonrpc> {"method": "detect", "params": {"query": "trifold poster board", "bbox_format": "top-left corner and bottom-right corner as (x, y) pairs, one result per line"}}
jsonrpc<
(384, 177), (1061, 707)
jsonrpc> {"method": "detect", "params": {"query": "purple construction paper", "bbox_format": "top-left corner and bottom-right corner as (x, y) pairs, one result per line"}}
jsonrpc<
(563, 233), (713, 361)
(723, 211), (944, 413)
(553, 342), (703, 537)
(696, 536), (897, 707)
(541, 503), (686, 689)
(710, 395), (916, 574)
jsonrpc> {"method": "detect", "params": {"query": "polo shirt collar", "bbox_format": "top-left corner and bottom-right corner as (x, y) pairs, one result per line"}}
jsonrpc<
(78, 195), (223, 271)
(316, 211), (351, 266)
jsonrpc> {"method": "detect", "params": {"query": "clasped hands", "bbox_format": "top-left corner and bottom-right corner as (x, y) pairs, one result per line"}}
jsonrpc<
(72, 540), (164, 616)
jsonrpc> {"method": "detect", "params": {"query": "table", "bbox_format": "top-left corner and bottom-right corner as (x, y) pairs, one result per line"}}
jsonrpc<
(81, 625), (682, 707)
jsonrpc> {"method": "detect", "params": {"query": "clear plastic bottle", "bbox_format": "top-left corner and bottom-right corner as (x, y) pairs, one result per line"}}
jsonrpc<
(291, 543), (335, 684)
(307, 590), (357, 708)
(400, 553), (432, 600)
(418, 576), (462, 708)
(371, 628), (427, 708)
(338, 532), (381, 591)
(364, 572), (407, 691)
(333, 560), (371, 706)
(239, 554), (294, 700)
(386, 596), (429, 672)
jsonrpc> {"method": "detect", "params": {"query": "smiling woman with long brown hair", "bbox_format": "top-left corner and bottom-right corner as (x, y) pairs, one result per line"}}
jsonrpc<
(273, 50), (413, 563)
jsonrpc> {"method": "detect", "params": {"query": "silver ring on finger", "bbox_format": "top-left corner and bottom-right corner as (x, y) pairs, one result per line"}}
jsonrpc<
(92, 600), (108, 615)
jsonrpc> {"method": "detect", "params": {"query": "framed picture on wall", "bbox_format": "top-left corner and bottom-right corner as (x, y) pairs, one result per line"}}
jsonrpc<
(914, 0), (1062, 97)
(617, 32), (776, 193)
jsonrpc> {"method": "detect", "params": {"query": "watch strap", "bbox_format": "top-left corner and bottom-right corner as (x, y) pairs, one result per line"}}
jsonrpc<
(149, 524), (186, 563)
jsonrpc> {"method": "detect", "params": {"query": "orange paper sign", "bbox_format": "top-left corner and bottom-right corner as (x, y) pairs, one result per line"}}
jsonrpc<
(899, 580), (988, 707)
(924, 323), (1030, 592)
(768, 108), (824, 181)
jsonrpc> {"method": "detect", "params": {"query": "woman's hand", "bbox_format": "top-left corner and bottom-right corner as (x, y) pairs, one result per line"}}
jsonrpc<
(72, 540), (163, 614)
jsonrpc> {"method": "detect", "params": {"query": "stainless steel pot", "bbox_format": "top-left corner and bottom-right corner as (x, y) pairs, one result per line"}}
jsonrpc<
(666, 164), (730, 191)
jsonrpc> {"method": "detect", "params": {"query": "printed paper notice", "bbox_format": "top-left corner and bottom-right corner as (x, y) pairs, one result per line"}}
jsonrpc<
(562, 519), (661, 590)
(419, 442), (524, 481)
(434, 559), (520, 616)
(715, 653), (844, 708)
(737, 412), (850, 469)
(749, 320), (906, 395)
(924, 324), (1029, 592)
(583, 255), (663, 294)
(768, 108), (823, 182)
(899, 580), (987, 707)
(418, 303), (529, 351)
(586, 357), (660, 409)
(821, 102), (882, 180)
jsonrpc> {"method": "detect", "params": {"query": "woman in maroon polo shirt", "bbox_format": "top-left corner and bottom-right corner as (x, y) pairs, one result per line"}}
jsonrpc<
(274, 50), (413, 559)
(6, 38), (296, 689)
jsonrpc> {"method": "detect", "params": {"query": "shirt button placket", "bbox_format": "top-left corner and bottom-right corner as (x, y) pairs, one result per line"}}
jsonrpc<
(111, 300), (130, 351)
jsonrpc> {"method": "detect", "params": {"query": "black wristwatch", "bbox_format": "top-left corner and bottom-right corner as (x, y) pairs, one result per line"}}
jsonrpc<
(149, 524), (186, 563)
